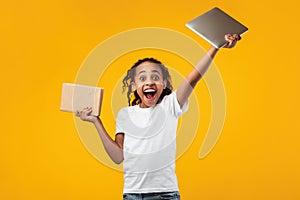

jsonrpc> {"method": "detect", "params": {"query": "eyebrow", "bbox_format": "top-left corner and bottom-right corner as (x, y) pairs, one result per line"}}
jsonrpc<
(138, 70), (161, 75)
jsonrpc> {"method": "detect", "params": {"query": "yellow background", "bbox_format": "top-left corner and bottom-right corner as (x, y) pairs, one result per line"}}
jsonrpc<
(1, 0), (300, 199)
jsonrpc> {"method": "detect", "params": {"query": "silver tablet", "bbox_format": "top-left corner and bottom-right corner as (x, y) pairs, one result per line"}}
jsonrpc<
(186, 7), (248, 49)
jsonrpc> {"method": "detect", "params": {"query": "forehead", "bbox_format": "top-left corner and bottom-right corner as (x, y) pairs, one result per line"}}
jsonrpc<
(135, 62), (162, 75)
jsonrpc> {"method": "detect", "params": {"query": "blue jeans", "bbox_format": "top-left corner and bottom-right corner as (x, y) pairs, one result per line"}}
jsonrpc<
(123, 191), (180, 200)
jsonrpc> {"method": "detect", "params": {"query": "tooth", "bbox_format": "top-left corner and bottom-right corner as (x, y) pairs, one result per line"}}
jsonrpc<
(145, 89), (155, 92)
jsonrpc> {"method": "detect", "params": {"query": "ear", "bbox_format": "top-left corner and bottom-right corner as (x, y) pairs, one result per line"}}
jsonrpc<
(163, 80), (167, 89)
(131, 81), (137, 91)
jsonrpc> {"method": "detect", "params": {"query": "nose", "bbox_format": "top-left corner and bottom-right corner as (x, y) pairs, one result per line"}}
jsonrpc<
(145, 80), (154, 86)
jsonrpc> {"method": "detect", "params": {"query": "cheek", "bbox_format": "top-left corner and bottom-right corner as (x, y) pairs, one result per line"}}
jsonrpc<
(132, 79), (142, 90)
(136, 89), (144, 99)
(134, 82), (144, 89)
(157, 81), (166, 88)
(156, 84), (165, 95)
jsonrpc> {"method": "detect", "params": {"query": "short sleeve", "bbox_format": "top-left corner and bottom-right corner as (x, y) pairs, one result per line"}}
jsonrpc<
(115, 108), (126, 135)
(160, 91), (188, 118)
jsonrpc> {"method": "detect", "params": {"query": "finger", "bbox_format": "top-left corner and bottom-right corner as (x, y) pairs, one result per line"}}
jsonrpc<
(225, 34), (240, 48)
(82, 107), (93, 116)
(226, 40), (233, 48)
(225, 34), (234, 44)
(226, 34), (239, 41)
(83, 107), (92, 111)
(86, 107), (93, 115)
(233, 34), (241, 41)
(225, 34), (231, 42)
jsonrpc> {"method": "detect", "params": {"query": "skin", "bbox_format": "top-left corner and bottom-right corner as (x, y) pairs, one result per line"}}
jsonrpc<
(76, 34), (240, 164)
(131, 62), (167, 108)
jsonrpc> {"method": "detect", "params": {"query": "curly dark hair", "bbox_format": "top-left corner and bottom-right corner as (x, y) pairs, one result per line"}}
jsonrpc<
(122, 58), (173, 106)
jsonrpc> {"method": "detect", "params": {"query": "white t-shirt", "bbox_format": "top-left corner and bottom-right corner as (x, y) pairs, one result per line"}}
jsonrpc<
(116, 92), (188, 194)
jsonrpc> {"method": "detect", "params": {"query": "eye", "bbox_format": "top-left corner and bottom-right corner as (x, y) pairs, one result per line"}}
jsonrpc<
(139, 76), (146, 81)
(152, 75), (160, 81)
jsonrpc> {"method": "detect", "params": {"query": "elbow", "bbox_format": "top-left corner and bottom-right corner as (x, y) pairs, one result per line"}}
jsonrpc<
(111, 151), (124, 164)
(113, 157), (124, 165)
(186, 76), (201, 89)
(190, 80), (198, 88)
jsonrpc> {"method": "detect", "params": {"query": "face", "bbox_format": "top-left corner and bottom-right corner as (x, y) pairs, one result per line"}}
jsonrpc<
(131, 62), (167, 108)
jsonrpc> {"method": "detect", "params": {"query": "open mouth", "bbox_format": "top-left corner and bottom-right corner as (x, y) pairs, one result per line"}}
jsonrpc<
(143, 89), (157, 100)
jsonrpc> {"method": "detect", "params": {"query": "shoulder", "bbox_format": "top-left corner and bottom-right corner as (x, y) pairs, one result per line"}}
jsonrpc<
(159, 91), (188, 117)
(116, 105), (138, 119)
(160, 91), (177, 105)
(158, 92), (176, 112)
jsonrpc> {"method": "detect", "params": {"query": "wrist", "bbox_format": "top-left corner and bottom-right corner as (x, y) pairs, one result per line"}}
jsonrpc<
(92, 116), (100, 124)
(208, 46), (219, 57)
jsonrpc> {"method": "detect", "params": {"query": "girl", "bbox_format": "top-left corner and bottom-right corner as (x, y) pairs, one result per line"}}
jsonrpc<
(76, 34), (241, 200)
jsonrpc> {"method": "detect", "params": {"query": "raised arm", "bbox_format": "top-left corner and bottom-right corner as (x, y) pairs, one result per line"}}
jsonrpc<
(176, 46), (218, 107)
(176, 34), (240, 108)
(76, 107), (124, 164)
